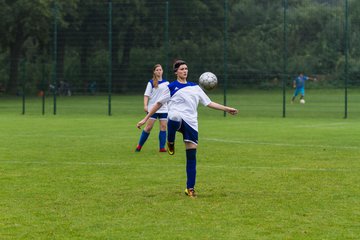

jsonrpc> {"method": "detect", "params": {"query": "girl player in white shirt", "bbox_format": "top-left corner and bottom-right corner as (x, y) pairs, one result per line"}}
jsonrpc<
(137, 60), (238, 197)
(135, 64), (169, 152)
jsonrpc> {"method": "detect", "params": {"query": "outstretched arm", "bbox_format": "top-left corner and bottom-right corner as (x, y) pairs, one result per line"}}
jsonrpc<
(143, 96), (149, 112)
(136, 102), (163, 129)
(207, 102), (238, 115)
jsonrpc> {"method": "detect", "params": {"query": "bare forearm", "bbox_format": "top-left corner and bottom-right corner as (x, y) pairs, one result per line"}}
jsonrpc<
(207, 102), (227, 111)
(144, 102), (162, 121)
(143, 96), (149, 112)
(137, 102), (163, 129)
(207, 102), (238, 115)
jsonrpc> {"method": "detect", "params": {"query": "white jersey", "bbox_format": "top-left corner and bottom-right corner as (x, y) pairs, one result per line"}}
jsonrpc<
(158, 80), (211, 131)
(144, 79), (169, 113)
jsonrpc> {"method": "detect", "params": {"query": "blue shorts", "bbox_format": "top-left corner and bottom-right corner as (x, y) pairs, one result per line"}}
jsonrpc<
(149, 112), (168, 120)
(294, 88), (305, 97)
(178, 120), (198, 145)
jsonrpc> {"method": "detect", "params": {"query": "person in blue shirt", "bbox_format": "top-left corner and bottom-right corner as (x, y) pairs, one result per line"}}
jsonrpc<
(135, 64), (169, 152)
(136, 60), (238, 198)
(291, 72), (316, 103)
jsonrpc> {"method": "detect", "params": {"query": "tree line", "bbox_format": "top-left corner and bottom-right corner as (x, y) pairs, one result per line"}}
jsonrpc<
(0, 0), (359, 95)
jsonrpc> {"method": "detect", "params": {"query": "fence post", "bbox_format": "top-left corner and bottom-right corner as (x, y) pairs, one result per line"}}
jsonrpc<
(282, 0), (288, 118)
(42, 61), (46, 115)
(21, 59), (26, 115)
(165, 1), (169, 80)
(108, 0), (113, 116)
(223, 0), (228, 117)
(52, 0), (58, 115)
(344, 0), (349, 119)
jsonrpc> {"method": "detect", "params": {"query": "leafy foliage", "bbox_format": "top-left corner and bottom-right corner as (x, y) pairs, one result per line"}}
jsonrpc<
(0, 0), (359, 93)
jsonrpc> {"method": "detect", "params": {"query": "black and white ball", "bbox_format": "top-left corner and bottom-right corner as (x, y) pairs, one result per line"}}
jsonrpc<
(199, 72), (218, 91)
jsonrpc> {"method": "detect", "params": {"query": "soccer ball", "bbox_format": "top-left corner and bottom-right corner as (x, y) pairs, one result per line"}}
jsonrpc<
(199, 72), (218, 91)
(300, 99), (305, 104)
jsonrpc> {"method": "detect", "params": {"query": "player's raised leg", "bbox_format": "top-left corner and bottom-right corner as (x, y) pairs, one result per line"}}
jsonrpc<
(166, 113), (181, 155)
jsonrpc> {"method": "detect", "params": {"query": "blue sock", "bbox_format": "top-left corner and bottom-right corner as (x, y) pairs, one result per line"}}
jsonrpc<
(159, 130), (166, 149)
(167, 119), (180, 142)
(138, 130), (150, 147)
(186, 149), (197, 189)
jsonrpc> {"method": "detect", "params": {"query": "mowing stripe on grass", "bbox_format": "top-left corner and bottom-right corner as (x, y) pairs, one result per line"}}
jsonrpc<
(1, 160), (357, 172)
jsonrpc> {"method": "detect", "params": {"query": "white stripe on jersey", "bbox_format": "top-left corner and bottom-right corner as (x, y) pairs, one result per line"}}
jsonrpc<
(158, 81), (211, 131)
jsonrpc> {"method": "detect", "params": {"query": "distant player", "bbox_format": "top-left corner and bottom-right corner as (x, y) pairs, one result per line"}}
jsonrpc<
(136, 60), (238, 198)
(291, 72), (316, 103)
(135, 64), (169, 152)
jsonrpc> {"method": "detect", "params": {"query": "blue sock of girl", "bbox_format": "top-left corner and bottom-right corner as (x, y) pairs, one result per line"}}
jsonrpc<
(136, 130), (150, 150)
(186, 148), (197, 189)
(159, 130), (166, 149)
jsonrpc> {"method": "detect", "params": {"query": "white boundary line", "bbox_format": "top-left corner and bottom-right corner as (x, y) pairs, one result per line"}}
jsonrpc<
(4, 135), (137, 139)
(200, 165), (358, 172)
(293, 122), (349, 128)
(203, 138), (360, 150)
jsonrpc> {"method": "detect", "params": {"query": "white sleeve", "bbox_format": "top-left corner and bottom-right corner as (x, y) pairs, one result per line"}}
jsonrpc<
(157, 87), (171, 105)
(197, 86), (212, 106)
(144, 82), (152, 96)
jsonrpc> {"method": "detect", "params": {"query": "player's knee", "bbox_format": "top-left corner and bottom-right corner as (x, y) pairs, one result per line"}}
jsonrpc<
(144, 125), (153, 132)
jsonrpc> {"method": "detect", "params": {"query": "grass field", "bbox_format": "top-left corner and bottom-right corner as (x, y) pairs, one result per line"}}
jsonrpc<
(1, 90), (360, 239)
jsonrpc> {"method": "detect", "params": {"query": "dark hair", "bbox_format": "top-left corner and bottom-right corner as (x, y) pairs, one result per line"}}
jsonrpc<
(173, 60), (186, 72)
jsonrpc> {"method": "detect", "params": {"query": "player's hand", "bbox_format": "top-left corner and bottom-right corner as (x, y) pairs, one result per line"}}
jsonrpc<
(227, 107), (238, 115)
(137, 119), (147, 129)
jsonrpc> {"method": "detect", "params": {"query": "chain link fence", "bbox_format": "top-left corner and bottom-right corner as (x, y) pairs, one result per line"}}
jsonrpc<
(0, 0), (359, 117)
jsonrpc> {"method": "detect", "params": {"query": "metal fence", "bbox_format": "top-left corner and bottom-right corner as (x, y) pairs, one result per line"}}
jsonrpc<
(0, 0), (359, 117)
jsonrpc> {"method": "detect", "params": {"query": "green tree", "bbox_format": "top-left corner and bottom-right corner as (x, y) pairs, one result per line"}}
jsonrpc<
(0, 0), (51, 93)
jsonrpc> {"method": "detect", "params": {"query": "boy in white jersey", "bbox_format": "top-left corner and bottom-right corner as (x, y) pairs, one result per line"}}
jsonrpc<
(137, 60), (238, 197)
(135, 64), (169, 152)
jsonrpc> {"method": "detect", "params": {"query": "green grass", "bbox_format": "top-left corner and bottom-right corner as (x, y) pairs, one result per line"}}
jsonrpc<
(1, 90), (359, 239)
